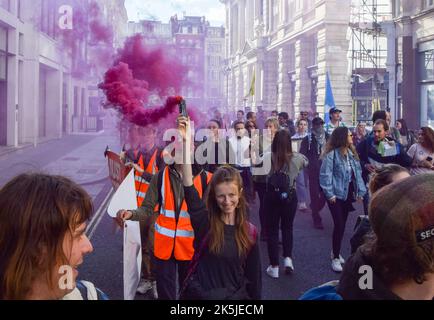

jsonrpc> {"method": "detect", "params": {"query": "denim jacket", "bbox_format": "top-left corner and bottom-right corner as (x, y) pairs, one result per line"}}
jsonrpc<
(319, 149), (367, 201)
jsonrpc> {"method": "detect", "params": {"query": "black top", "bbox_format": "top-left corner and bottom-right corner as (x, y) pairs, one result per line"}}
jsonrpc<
(356, 135), (412, 182)
(184, 186), (262, 300)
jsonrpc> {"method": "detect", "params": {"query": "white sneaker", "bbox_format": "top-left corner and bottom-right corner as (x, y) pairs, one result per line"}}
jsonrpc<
(298, 202), (308, 211)
(283, 257), (294, 274)
(151, 281), (158, 299)
(330, 252), (345, 264)
(266, 265), (279, 279)
(136, 279), (153, 295)
(331, 259), (343, 272)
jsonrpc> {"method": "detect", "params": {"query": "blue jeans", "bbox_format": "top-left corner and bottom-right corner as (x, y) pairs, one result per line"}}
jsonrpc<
(296, 169), (308, 204)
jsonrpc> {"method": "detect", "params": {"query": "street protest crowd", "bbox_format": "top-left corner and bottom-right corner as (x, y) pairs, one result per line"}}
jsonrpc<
(1, 106), (434, 301)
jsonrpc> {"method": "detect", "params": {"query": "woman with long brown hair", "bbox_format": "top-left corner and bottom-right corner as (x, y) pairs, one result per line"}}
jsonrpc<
(319, 127), (366, 272)
(407, 126), (434, 175)
(0, 173), (106, 300)
(178, 116), (261, 300)
(263, 129), (308, 278)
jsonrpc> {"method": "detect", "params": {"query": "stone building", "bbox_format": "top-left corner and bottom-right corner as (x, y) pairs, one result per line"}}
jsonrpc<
(127, 16), (226, 111)
(0, 0), (128, 148)
(391, 0), (434, 129)
(221, 0), (353, 121)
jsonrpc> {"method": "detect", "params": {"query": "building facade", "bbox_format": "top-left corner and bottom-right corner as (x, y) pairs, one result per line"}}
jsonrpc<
(0, 0), (127, 148)
(127, 16), (226, 111)
(205, 26), (226, 109)
(222, 0), (352, 121)
(391, 0), (434, 129)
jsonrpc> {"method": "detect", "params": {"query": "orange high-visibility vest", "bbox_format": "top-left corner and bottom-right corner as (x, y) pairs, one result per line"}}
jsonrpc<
(134, 149), (159, 207)
(154, 167), (212, 261)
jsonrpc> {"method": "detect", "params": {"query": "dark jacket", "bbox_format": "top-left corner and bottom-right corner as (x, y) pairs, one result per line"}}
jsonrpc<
(300, 249), (403, 300)
(356, 135), (412, 182)
(300, 132), (329, 173)
(337, 249), (402, 300)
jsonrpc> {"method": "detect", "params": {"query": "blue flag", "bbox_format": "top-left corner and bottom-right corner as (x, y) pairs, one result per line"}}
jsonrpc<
(324, 72), (336, 125)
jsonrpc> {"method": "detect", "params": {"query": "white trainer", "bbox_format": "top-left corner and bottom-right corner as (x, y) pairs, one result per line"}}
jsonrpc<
(136, 279), (153, 295)
(266, 265), (279, 279)
(298, 202), (308, 211)
(331, 259), (343, 272)
(283, 257), (294, 274)
(151, 281), (158, 299)
(330, 252), (345, 264)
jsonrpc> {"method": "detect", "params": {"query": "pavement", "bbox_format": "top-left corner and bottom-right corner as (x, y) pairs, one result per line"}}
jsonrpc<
(0, 129), (121, 199)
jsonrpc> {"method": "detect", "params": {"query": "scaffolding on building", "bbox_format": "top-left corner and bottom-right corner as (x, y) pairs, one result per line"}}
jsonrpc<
(349, 0), (392, 124)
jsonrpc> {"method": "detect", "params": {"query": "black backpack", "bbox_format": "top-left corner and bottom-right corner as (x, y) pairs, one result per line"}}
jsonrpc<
(266, 163), (295, 203)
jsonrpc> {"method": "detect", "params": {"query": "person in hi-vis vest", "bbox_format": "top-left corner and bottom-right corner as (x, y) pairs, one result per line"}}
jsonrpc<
(117, 161), (212, 300)
(120, 125), (164, 299)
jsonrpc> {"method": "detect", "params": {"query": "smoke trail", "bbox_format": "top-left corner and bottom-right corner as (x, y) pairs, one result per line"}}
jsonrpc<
(58, 0), (115, 77)
(115, 34), (188, 94)
(99, 33), (203, 130)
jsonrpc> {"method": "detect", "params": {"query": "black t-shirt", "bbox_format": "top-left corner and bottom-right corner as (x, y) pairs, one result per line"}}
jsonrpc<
(184, 186), (262, 300)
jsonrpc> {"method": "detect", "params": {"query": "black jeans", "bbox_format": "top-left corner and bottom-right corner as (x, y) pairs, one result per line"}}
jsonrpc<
(327, 183), (355, 258)
(154, 257), (190, 300)
(254, 182), (267, 237)
(308, 168), (326, 223)
(265, 192), (298, 266)
(238, 167), (254, 203)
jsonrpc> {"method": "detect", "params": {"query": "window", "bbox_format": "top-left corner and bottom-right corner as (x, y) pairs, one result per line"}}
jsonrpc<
(40, 0), (56, 38)
(288, 43), (295, 71)
(305, 0), (314, 11)
(272, 0), (279, 31)
(420, 44), (434, 81)
(285, 0), (295, 22)
(423, 0), (434, 9)
(392, 0), (401, 17)
(208, 44), (221, 52)
(208, 56), (220, 67)
(0, 52), (6, 80)
(0, 0), (9, 11)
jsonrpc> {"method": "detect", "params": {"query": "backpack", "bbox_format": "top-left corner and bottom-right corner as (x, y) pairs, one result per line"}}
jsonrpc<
(266, 163), (295, 203)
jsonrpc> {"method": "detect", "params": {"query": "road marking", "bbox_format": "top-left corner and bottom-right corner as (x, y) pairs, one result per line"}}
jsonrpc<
(86, 187), (114, 239)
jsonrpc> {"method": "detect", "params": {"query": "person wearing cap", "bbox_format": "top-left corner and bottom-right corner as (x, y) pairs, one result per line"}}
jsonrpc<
(300, 117), (330, 229)
(325, 107), (346, 135)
